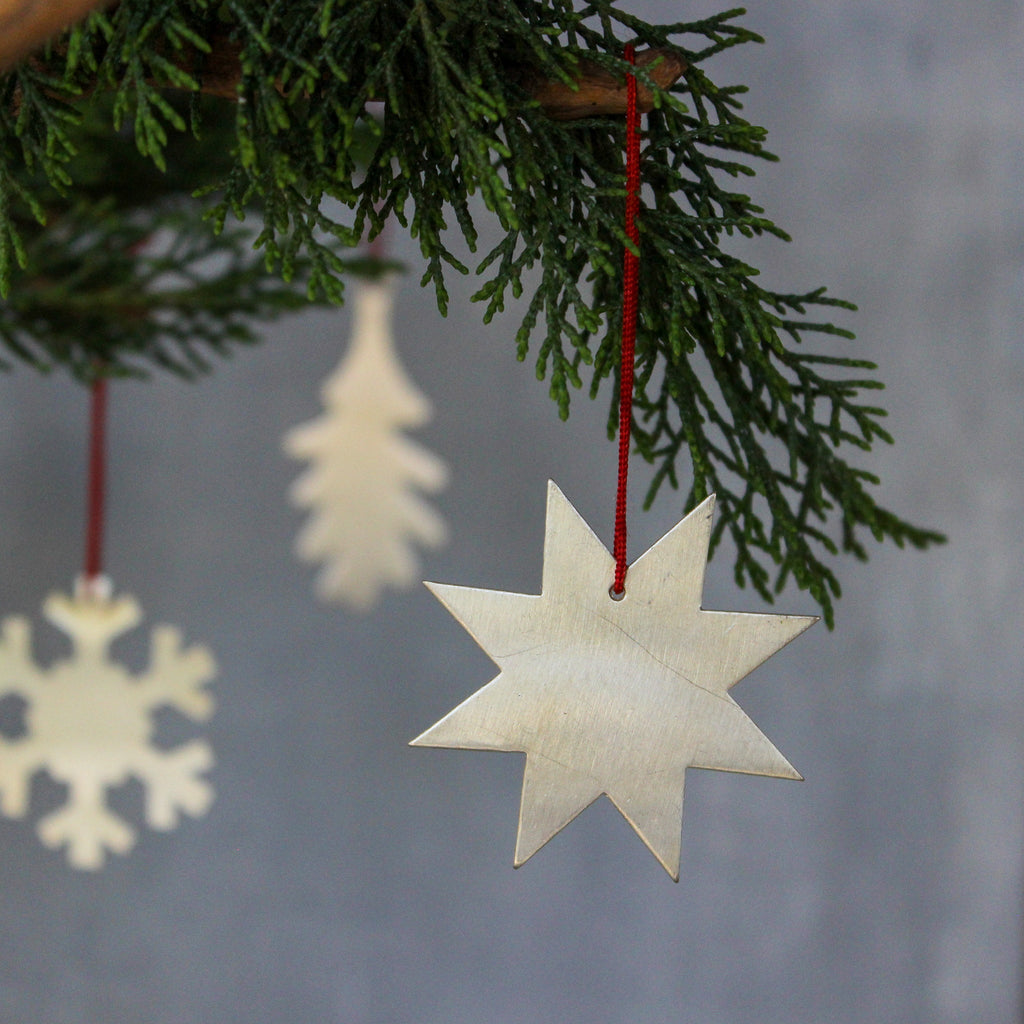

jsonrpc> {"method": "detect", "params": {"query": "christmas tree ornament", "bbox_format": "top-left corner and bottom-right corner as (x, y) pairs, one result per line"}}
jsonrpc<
(0, 377), (216, 869)
(284, 276), (448, 611)
(413, 50), (817, 879)
(412, 483), (815, 879)
(0, 579), (216, 870)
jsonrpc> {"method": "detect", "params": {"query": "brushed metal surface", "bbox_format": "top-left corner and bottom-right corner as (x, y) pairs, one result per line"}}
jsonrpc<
(413, 481), (817, 879)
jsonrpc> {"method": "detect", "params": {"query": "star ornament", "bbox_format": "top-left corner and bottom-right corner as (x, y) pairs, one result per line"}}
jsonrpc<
(412, 482), (817, 880)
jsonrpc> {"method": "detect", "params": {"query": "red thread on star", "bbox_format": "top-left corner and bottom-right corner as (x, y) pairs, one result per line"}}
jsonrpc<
(612, 43), (641, 596)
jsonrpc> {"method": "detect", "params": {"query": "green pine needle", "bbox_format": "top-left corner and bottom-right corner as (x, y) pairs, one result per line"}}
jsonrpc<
(0, 0), (945, 623)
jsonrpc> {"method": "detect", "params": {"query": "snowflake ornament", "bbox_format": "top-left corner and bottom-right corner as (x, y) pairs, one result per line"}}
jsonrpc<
(285, 277), (448, 611)
(0, 581), (215, 869)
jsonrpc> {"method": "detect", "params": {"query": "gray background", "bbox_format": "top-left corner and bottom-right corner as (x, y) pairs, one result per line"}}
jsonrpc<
(1, 1), (1022, 1021)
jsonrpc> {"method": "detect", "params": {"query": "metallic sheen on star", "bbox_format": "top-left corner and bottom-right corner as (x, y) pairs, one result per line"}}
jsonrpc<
(412, 482), (816, 879)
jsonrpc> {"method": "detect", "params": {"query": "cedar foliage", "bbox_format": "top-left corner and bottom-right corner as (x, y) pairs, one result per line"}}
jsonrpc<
(0, 1), (944, 623)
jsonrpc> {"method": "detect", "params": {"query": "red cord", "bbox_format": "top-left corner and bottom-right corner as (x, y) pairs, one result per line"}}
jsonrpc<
(83, 375), (108, 584)
(612, 44), (641, 595)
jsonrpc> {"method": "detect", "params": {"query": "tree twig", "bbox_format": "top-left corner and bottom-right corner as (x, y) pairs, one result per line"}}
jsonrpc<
(521, 48), (687, 120)
(0, 0), (113, 72)
(5, 7), (686, 122)
(193, 35), (686, 118)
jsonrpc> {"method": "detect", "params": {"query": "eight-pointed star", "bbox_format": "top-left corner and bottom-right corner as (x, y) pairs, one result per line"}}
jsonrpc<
(412, 481), (816, 879)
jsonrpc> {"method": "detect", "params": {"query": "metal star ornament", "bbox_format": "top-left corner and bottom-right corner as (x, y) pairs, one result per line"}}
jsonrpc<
(412, 482), (816, 879)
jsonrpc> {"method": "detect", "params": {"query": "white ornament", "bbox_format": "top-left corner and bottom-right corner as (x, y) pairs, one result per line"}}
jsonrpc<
(285, 278), (448, 611)
(412, 482), (816, 880)
(0, 581), (215, 870)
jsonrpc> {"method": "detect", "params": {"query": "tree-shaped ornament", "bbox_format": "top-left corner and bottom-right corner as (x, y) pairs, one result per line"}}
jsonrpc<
(285, 277), (448, 611)
(0, 380), (216, 869)
(412, 50), (817, 880)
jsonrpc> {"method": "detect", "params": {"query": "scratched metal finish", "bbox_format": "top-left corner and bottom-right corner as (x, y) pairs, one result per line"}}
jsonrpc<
(413, 481), (816, 879)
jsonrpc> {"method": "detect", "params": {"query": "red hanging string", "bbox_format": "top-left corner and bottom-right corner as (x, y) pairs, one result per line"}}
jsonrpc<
(612, 43), (641, 595)
(83, 375), (108, 586)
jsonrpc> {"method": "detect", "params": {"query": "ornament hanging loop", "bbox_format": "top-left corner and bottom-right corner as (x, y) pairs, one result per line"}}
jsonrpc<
(611, 43), (641, 596)
(82, 371), (109, 597)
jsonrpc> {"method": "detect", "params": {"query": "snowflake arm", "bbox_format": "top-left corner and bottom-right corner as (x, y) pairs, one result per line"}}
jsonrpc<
(132, 740), (215, 831)
(0, 615), (47, 815)
(0, 614), (44, 697)
(37, 773), (135, 870)
(137, 625), (216, 722)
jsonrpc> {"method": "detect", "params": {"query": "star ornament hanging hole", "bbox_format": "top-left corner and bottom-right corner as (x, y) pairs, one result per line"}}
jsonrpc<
(411, 482), (817, 880)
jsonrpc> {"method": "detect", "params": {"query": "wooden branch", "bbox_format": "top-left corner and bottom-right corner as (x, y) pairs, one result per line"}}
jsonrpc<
(181, 36), (687, 119)
(3, 1), (686, 123)
(523, 48), (687, 120)
(0, 0), (113, 72)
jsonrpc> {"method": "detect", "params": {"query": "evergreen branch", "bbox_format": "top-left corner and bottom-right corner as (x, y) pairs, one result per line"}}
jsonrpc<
(0, 0), (944, 620)
(0, 206), (319, 379)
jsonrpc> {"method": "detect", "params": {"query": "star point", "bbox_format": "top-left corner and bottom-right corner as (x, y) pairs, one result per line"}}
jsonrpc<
(413, 482), (815, 878)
